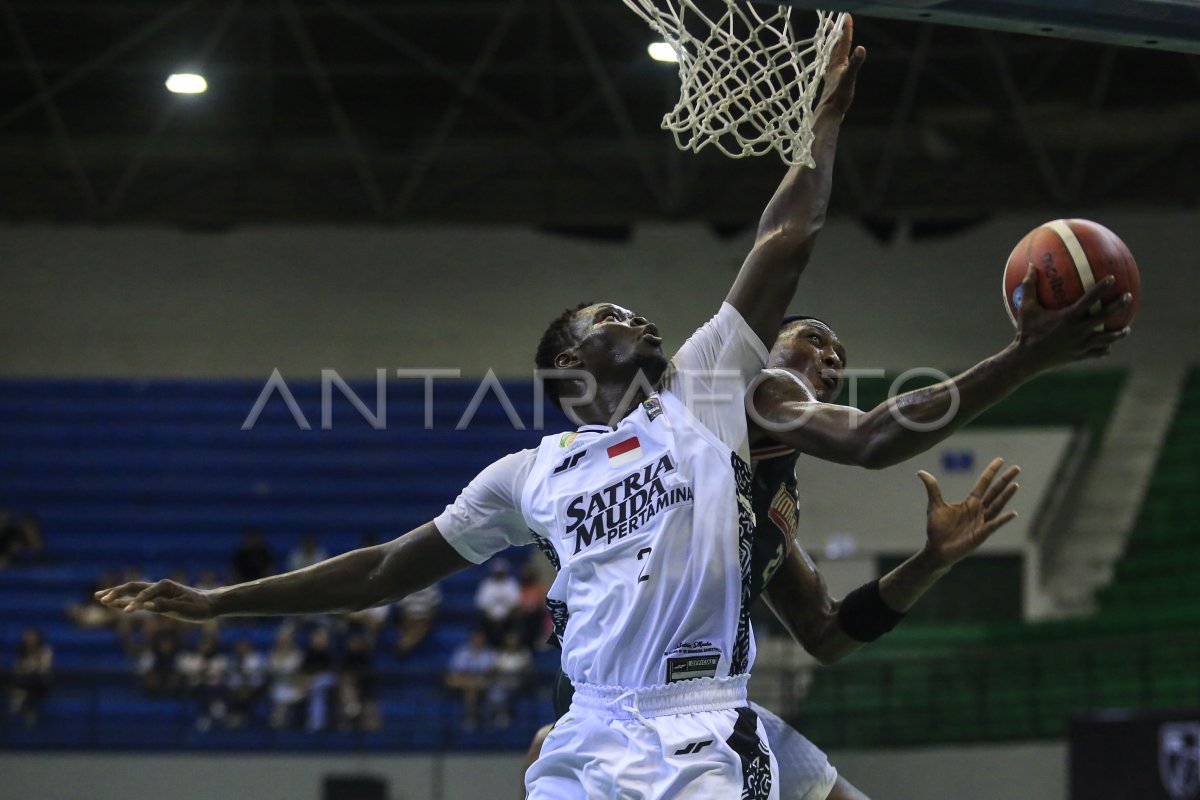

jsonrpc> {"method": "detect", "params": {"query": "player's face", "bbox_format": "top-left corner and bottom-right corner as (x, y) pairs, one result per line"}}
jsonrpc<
(564, 302), (667, 381)
(768, 321), (847, 402)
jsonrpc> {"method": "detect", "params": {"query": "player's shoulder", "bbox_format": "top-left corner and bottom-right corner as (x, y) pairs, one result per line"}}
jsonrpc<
(471, 447), (540, 488)
(753, 368), (817, 402)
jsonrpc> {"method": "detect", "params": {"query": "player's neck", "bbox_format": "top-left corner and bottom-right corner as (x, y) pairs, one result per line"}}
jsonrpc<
(571, 383), (651, 429)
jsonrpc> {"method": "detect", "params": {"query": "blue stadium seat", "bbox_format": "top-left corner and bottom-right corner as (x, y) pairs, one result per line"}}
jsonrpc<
(0, 376), (562, 751)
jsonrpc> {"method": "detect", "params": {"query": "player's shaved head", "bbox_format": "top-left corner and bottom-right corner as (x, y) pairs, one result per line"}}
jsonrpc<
(780, 314), (836, 338)
(535, 301), (594, 405)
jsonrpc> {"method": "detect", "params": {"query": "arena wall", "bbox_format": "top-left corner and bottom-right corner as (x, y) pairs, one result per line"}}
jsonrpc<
(0, 742), (1067, 800)
(0, 210), (1193, 380)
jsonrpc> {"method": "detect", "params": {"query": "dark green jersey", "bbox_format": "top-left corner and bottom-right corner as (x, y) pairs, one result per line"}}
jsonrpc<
(748, 443), (800, 604)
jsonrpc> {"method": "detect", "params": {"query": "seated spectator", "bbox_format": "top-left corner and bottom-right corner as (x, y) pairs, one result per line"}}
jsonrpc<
(267, 625), (304, 729)
(394, 582), (441, 658)
(475, 560), (520, 646)
(0, 510), (42, 567)
(8, 628), (53, 727)
(487, 632), (533, 729)
(345, 601), (391, 643)
(287, 533), (328, 573)
(337, 632), (380, 732)
(516, 560), (550, 649)
(224, 639), (267, 729)
(300, 627), (337, 733)
(444, 628), (496, 732)
(137, 617), (185, 697)
(67, 570), (122, 629)
(230, 527), (273, 583)
(178, 628), (229, 730)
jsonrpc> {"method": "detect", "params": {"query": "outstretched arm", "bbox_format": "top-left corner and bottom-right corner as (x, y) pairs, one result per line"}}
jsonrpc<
(725, 18), (865, 348)
(753, 269), (1132, 469)
(762, 458), (1019, 664)
(96, 522), (471, 622)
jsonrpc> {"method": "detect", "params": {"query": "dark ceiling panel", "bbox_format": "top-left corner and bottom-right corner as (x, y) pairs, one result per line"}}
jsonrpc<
(0, 0), (1197, 226)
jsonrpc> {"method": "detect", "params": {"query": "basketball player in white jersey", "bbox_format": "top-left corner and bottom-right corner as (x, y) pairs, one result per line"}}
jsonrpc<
(521, 264), (1129, 798)
(524, 446), (1022, 800)
(96, 19), (867, 799)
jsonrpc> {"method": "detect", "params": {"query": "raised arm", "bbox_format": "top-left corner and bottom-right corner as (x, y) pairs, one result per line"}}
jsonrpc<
(762, 458), (1019, 664)
(725, 18), (865, 348)
(96, 522), (471, 622)
(753, 269), (1132, 469)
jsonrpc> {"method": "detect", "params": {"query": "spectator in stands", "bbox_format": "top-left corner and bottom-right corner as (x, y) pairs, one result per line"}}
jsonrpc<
(7, 628), (53, 727)
(230, 527), (273, 583)
(66, 570), (123, 629)
(515, 560), (549, 649)
(137, 617), (185, 696)
(345, 601), (392, 642)
(0, 510), (43, 567)
(394, 582), (441, 658)
(444, 628), (496, 732)
(178, 627), (230, 730)
(300, 627), (337, 732)
(267, 625), (305, 729)
(185, 631), (221, 728)
(287, 532), (328, 573)
(474, 559), (520, 645)
(223, 639), (267, 730)
(337, 632), (380, 732)
(487, 632), (533, 730)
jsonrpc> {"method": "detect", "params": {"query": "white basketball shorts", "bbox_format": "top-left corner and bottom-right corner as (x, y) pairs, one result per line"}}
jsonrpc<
(525, 676), (779, 799)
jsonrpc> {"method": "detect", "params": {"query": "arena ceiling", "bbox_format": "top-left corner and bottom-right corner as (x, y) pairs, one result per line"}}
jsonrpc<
(2, 0), (1199, 229)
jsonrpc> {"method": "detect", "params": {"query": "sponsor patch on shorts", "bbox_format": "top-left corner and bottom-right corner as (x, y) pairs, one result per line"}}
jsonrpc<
(666, 654), (720, 683)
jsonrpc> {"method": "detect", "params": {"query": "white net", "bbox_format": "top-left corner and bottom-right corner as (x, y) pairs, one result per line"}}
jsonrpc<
(621, 1), (846, 166)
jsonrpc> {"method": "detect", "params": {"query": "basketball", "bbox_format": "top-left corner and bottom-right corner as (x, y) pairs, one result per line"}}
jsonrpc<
(1002, 219), (1140, 331)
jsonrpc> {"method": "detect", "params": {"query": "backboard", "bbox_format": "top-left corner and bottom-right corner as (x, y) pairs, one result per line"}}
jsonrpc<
(780, 0), (1200, 54)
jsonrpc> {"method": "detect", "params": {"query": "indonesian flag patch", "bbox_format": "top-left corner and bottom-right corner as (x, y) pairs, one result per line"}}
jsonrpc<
(606, 436), (643, 467)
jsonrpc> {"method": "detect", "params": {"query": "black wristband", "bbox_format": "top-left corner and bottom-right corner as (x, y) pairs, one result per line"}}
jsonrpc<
(837, 578), (906, 642)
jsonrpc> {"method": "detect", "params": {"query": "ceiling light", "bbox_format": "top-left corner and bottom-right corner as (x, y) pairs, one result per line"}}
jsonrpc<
(166, 73), (207, 94)
(647, 42), (679, 63)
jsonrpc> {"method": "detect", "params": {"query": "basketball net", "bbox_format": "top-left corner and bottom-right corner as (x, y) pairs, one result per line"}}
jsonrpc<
(621, 1), (846, 166)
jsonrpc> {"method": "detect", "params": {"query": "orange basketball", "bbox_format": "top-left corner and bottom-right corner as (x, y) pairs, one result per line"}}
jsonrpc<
(1003, 219), (1140, 331)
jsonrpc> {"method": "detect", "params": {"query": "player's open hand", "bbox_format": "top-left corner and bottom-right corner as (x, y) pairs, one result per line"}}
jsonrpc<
(1014, 265), (1132, 367)
(816, 15), (866, 118)
(95, 579), (215, 623)
(917, 457), (1020, 570)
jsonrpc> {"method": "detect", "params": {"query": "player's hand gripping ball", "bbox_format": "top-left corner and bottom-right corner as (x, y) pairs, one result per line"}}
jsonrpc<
(1003, 219), (1140, 331)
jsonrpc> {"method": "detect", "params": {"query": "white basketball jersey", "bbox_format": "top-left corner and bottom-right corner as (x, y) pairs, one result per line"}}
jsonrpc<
(435, 303), (767, 689)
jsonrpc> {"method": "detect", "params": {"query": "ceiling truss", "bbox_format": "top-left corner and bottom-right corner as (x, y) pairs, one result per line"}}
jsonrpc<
(0, 0), (1197, 228)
